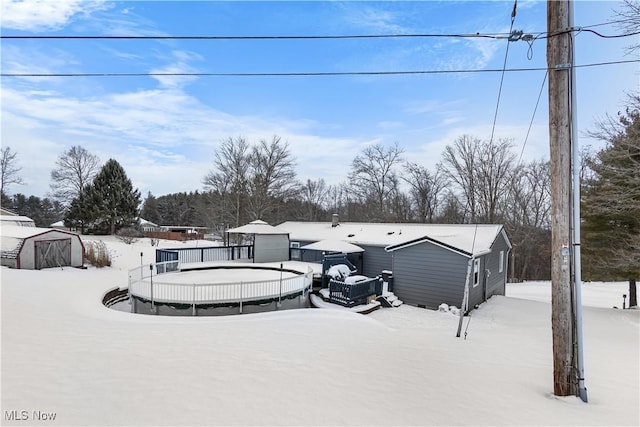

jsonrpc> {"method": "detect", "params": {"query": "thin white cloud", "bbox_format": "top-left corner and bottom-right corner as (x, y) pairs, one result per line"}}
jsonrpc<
(149, 50), (204, 88)
(1, 45), (81, 83)
(339, 5), (406, 34)
(1, 83), (369, 197)
(377, 121), (405, 131)
(0, 0), (109, 32)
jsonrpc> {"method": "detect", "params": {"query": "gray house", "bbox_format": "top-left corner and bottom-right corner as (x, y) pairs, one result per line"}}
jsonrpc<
(278, 220), (511, 311)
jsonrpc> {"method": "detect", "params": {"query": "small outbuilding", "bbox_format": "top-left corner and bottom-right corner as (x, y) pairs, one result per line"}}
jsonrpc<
(1, 225), (85, 269)
(226, 220), (290, 263)
(0, 214), (36, 227)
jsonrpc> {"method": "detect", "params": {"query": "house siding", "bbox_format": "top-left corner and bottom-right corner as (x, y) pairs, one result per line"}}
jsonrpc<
(360, 245), (392, 278)
(468, 256), (486, 308)
(392, 243), (469, 309)
(481, 233), (511, 303)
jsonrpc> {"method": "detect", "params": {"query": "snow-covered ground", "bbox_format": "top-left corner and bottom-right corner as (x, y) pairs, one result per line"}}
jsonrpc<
(1, 236), (638, 426)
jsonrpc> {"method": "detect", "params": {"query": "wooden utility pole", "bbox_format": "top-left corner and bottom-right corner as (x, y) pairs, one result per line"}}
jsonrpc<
(547, 0), (577, 397)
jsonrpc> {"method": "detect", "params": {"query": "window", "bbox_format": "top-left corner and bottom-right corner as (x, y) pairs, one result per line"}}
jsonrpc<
(499, 250), (504, 273)
(473, 258), (480, 287)
(290, 241), (300, 248)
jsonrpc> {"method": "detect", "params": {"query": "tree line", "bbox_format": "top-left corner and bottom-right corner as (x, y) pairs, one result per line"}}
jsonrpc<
(1, 95), (638, 285)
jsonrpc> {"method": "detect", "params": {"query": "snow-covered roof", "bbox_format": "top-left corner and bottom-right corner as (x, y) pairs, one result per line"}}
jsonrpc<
(278, 222), (508, 257)
(139, 218), (158, 227)
(1, 225), (45, 255)
(50, 220), (65, 227)
(300, 239), (364, 253)
(1, 225), (82, 255)
(0, 207), (19, 216)
(0, 215), (35, 226)
(227, 220), (289, 235)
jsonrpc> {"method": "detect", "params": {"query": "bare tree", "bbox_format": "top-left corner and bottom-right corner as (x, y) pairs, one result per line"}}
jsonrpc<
(246, 136), (299, 222)
(503, 160), (552, 280)
(476, 138), (516, 222)
(441, 135), (480, 222)
(300, 178), (329, 221)
(348, 142), (404, 221)
(50, 146), (101, 206)
(0, 146), (25, 196)
(441, 135), (516, 223)
(438, 191), (467, 224)
(326, 183), (349, 220)
(615, 0), (640, 54)
(402, 162), (448, 223)
(203, 137), (250, 228)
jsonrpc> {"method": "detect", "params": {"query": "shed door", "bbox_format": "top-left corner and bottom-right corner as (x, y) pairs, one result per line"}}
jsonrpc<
(35, 239), (72, 269)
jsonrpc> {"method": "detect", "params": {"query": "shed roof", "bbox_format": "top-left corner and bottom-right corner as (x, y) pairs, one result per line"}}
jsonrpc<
(278, 221), (508, 257)
(227, 220), (289, 235)
(0, 225), (81, 256)
(300, 239), (365, 253)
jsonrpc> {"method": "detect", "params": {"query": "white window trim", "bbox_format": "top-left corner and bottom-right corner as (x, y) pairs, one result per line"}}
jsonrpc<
(473, 258), (481, 287)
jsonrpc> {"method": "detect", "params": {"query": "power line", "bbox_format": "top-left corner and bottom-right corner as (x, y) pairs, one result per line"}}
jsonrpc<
(0, 32), (513, 41)
(518, 71), (548, 165)
(580, 28), (640, 39)
(2, 59), (636, 78)
(2, 27), (637, 42)
(489, 0), (517, 145)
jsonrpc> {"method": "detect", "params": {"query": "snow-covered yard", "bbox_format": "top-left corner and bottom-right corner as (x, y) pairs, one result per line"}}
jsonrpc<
(1, 237), (638, 426)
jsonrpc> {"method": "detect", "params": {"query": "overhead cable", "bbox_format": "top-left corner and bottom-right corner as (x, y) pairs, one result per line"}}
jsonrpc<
(2, 28), (637, 41)
(518, 71), (548, 165)
(2, 59), (637, 78)
(0, 32), (513, 40)
(488, 0), (517, 145)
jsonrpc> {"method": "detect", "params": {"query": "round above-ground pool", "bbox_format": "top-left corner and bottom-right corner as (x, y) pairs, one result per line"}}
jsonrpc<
(125, 262), (313, 316)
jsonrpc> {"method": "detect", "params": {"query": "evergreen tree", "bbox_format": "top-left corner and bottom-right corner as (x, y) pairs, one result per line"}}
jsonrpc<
(140, 191), (160, 224)
(64, 184), (96, 234)
(87, 159), (141, 234)
(583, 95), (640, 306)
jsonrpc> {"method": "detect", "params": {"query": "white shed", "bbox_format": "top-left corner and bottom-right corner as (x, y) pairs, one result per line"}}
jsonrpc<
(1, 225), (85, 269)
(226, 220), (290, 263)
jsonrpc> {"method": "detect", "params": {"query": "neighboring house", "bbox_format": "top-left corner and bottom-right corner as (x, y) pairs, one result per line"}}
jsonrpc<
(0, 213), (36, 227)
(50, 220), (70, 231)
(0, 207), (19, 216)
(1, 225), (85, 269)
(139, 218), (159, 232)
(147, 224), (209, 241)
(278, 219), (511, 311)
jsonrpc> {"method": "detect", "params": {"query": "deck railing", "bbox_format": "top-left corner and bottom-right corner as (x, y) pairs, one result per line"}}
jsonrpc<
(156, 245), (253, 264)
(329, 276), (382, 307)
(128, 263), (313, 314)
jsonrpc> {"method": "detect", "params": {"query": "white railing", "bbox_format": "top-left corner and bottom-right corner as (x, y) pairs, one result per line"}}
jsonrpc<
(128, 260), (179, 285)
(128, 264), (313, 307)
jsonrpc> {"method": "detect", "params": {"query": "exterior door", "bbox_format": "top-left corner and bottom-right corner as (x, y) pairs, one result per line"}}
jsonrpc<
(35, 239), (72, 269)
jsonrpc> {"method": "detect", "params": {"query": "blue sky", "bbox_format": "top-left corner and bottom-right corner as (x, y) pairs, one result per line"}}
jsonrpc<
(1, 0), (638, 199)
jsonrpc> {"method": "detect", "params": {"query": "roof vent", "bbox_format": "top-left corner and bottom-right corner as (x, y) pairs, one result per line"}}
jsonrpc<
(347, 234), (355, 238)
(387, 231), (395, 235)
(331, 213), (340, 228)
